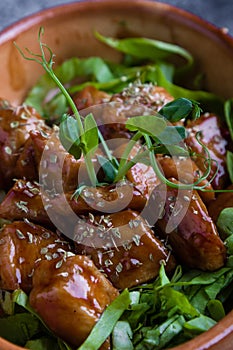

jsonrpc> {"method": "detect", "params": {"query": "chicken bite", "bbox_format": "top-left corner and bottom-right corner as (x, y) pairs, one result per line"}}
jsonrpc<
(0, 220), (70, 292)
(74, 210), (176, 289)
(157, 155), (215, 204)
(0, 99), (49, 188)
(29, 255), (118, 347)
(146, 179), (226, 270)
(185, 113), (229, 189)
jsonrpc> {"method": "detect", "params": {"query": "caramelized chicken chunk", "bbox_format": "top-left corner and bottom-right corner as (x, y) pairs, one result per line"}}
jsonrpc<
(0, 179), (146, 230)
(185, 113), (229, 189)
(30, 129), (104, 192)
(89, 84), (174, 142)
(14, 137), (37, 181)
(0, 99), (49, 188)
(0, 180), (51, 226)
(113, 143), (160, 201)
(146, 179), (226, 270)
(29, 255), (118, 347)
(0, 221), (70, 292)
(72, 85), (111, 111)
(157, 155), (215, 203)
(110, 85), (174, 111)
(74, 210), (176, 289)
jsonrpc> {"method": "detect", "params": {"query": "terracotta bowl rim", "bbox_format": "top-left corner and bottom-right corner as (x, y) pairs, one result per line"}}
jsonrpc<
(0, 1), (233, 349)
(0, 0), (233, 46)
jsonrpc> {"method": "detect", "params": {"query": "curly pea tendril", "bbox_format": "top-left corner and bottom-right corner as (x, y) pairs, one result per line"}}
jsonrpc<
(14, 27), (232, 195)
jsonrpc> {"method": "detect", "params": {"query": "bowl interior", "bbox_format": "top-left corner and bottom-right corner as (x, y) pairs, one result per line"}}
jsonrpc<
(1, 0), (233, 106)
(0, 1), (233, 350)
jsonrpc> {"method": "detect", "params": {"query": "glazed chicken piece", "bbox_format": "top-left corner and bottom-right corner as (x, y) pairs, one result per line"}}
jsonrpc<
(30, 128), (105, 192)
(113, 142), (161, 201)
(146, 178), (226, 271)
(82, 83), (174, 143)
(185, 113), (229, 189)
(0, 180), (51, 226)
(0, 179), (146, 230)
(14, 137), (38, 181)
(208, 184), (233, 222)
(29, 255), (118, 348)
(110, 84), (174, 111)
(74, 209), (176, 289)
(0, 98), (49, 188)
(30, 128), (86, 193)
(157, 155), (215, 204)
(72, 85), (111, 111)
(0, 220), (70, 292)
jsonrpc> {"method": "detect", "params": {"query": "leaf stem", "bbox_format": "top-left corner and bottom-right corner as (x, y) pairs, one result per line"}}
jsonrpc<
(114, 131), (142, 182)
(144, 135), (210, 190)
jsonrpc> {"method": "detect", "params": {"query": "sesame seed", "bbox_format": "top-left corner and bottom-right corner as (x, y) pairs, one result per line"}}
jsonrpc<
(40, 247), (48, 255)
(27, 232), (33, 243)
(20, 112), (28, 120)
(16, 229), (25, 239)
(4, 146), (12, 155)
(55, 259), (63, 269)
(27, 269), (35, 278)
(104, 259), (113, 267)
(10, 121), (19, 128)
(116, 262), (123, 273)
(132, 234), (141, 246)
(45, 253), (53, 261)
(42, 232), (51, 239)
(15, 201), (29, 213)
(59, 272), (69, 277)
(50, 154), (58, 163)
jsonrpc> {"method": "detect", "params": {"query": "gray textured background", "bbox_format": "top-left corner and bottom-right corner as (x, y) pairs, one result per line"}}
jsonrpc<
(0, 0), (232, 36)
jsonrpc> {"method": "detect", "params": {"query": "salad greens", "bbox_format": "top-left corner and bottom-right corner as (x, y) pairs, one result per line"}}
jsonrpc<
(0, 27), (231, 350)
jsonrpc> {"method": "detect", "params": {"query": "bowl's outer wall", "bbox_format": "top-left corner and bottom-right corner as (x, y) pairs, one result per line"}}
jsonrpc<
(0, 1), (233, 350)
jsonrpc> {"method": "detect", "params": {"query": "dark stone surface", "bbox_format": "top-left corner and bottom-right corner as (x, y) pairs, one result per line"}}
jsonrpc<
(0, 0), (232, 36)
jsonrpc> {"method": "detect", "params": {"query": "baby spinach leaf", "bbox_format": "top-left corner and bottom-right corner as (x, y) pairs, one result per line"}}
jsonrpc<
(82, 113), (99, 155)
(0, 313), (41, 346)
(78, 289), (131, 350)
(97, 155), (118, 183)
(159, 286), (199, 318)
(154, 125), (186, 144)
(226, 151), (233, 183)
(217, 207), (233, 238)
(159, 97), (198, 122)
(95, 32), (193, 67)
(207, 300), (225, 321)
(25, 337), (61, 350)
(152, 144), (189, 156)
(59, 114), (82, 159)
(155, 65), (224, 116)
(184, 315), (216, 335)
(126, 115), (166, 136)
(135, 315), (185, 349)
(112, 321), (133, 350)
(25, 56), (114, 117)
(224, 98), (233, 141)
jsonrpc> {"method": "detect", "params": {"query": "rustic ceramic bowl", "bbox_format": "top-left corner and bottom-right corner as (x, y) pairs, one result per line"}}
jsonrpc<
(0, 0), (233, 349)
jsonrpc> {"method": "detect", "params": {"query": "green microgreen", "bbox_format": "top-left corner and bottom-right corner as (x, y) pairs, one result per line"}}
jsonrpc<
(94, 32), (194, 68)
(224, 98), (233, 141)
(159, 97), (202, 122)
(226, 150), (233, 183)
